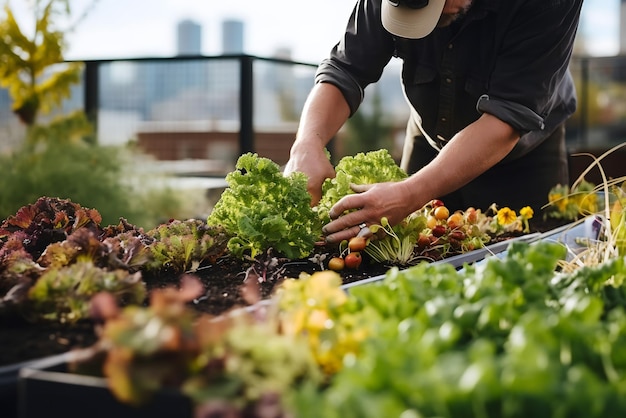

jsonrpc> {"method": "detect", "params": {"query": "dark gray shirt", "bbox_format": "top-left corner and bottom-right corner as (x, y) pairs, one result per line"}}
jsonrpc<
(316, 0), (584, 161)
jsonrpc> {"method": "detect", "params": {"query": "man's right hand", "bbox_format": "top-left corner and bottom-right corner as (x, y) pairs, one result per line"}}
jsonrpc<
(284, 82), (351, 205)
(284, 143), (336, 206)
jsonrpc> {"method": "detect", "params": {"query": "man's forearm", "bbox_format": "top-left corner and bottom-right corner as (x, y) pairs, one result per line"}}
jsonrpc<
(405, 113), (521, 210)
(291, 82), (351, 153)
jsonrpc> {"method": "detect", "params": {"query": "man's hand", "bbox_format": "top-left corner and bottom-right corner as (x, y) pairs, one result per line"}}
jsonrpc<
(284, 82), (350, 205)
(322, 181), (419, 243)
(284, 144), (335, 206)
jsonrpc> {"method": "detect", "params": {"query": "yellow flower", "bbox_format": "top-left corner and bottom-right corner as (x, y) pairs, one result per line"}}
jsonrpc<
(549, 192), (568, 213)
(520, 206), (534, 220)
(548, 184), (571, 214)
(548, 192), (560, 203)
(578, 193), (598, 214)
(497, 207), (517, 226)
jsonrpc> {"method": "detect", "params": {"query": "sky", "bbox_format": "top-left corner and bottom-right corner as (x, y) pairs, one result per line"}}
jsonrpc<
(10, 0), (622, 63)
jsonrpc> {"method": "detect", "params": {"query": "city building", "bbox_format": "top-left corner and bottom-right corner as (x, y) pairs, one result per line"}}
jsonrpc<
(177, 19), (202, 56)
(221, 19), (244, 54)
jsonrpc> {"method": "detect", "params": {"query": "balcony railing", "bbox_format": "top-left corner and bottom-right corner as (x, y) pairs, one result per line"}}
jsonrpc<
(0, 54), (624, 170)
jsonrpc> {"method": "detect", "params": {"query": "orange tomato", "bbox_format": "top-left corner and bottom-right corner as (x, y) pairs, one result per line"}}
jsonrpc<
(328, 257), (345, 271)
(348, 236), (367, 252)
(434, 205), (450, 220)
(447, 212), (464, 229)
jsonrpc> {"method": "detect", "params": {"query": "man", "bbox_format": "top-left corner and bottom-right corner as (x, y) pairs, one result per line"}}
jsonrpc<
(284, 0), (584, 244)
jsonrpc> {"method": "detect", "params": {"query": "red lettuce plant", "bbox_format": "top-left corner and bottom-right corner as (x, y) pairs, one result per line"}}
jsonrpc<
(0, 196), (103, 260)
(0, 197), (153, 321)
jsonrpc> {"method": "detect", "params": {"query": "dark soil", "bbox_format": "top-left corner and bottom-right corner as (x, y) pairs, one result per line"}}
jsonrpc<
(0, 245), (391, 368)
(0, 217), (569, 368)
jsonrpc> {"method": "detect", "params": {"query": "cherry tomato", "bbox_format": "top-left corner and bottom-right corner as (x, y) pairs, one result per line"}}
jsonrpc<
(447, 212), (464, 229)
(430, 199), (445, 207)
(449, 238), (462, 249)
(426, 215), (438, 229)
(432, 225), (447, 237)
(434, 205), (450, 220)
(328, 257), (345, 271)
(348, 236), (367, 252)
(465, 207), (478, 224)
(344, 252), (362, 269)
(417, 233), (431, 249)
(449, 230), (466, 241)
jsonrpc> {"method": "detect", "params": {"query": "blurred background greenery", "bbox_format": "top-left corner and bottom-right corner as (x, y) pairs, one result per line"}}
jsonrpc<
(0, 0), (202, 229)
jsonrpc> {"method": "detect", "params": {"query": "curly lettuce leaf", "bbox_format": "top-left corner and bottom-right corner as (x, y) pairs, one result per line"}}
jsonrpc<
(0, 196), (103, 260)
(317, 149), (407, 223)
(146, 219), (229, 273)
(207, 153), (322, 260)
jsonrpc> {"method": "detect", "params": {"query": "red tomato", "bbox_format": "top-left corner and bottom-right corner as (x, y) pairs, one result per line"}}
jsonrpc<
(430, 199), (445, 207)
(344, 252), (362, 269)
(417, 233), (431, 249)
(348, 236), (367, 252)
(449, 230), (466, 241)
(328, 257), (345, 271)
(449, 238), (462, 249)
(432, 225), (447, 237)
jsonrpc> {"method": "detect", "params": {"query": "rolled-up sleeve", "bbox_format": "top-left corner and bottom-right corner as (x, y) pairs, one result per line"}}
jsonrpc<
(315, 60), (365, 116)
(481, 0), (582, 133)
(476, 94), (544, 133)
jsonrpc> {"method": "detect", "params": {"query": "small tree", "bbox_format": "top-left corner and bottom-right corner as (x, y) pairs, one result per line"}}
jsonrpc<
(0, 0), (86, 128)
(0, 1), (188, 229)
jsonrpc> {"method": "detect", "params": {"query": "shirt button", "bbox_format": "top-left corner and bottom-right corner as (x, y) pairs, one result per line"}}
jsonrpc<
(448, 43), (453, 49)
(445, 77), (452, 84)
(441, 117), (447, 123)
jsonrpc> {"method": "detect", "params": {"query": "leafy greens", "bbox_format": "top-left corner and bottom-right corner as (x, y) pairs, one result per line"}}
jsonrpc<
(207, 153), (322, 260)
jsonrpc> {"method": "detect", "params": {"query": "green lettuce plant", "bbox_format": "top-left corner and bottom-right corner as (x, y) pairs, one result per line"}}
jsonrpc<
(317, 149), (407, 224)
(27, 260), (146, 323)
(291, 242), (626, 418)
(207, 153), (322, 260)
(146, 219), (230, 274)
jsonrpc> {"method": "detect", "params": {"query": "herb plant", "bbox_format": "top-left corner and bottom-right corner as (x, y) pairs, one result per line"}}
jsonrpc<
(365, 214), (427, 265)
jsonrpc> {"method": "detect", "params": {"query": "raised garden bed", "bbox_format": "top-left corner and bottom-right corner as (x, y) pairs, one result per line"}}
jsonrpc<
(18, 352), (193, 418)
(2, 150), (620, 418)
(9, 216), (605, 418)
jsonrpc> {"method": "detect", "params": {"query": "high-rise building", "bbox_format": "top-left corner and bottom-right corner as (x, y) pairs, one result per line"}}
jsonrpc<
(221, 19), (244, 54)
(177, 19), (202, 56)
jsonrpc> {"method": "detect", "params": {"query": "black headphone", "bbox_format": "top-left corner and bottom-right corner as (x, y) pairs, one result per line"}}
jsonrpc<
(387, 0), (429, 9)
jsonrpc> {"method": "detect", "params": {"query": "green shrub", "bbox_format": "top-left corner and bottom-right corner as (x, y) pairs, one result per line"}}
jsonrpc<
(0, 140), (184, 229)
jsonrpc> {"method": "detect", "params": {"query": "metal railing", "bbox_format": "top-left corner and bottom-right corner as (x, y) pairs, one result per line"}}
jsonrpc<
(80, 55), (318, 161)
(568, 55), (626, 149)
(0, 54), (624, 159)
